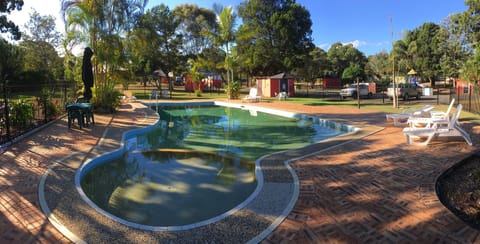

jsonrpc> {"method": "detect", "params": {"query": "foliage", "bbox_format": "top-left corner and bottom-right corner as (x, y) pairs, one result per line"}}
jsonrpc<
(438, 13), (471, 79)
(393, 22), (446, 85)
(62, 0), (147, 112)
(173, 4), (217, 57)
(342, 64), (364, 82)
(23, 9), (63, 49)
(215, 5), (236, 85)
(366, 51), (391, 82)
(128, 4), (185, 77)
(91, 80), (122, 113)
(21, 11), (65, 86)
(461, 50), (480, 82)
(296, 47), (330, 83)
(237, 0), (313, 75)
(194, 89), (202, 97)
(465, 0), (480, 48)
(327, 42), (367, 80)
(0, 37), (22, 82)
(19, 40), (64, 81)
(39, 88), (60, 119)
(9, 99), (34, 127)
(224, 80), (240, 99)
(0, 0), (24, 40)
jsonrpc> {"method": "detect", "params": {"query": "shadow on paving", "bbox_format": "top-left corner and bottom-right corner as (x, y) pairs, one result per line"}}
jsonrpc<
(263, 124), (479, 243)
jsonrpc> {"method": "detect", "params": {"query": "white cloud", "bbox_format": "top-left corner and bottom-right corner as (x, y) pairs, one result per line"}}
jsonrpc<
(343, 40), (368, 48)
(318, 43), (330, 50)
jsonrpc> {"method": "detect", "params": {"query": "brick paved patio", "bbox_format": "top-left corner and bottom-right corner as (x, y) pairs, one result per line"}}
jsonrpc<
(0, 100), (478, 243)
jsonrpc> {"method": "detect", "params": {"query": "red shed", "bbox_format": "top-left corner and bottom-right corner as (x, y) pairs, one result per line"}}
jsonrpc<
(256, 73), (296, 98)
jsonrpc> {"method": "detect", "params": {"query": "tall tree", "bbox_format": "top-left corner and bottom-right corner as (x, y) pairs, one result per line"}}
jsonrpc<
(296, 46), (329, 84)
(327, 42), (367, 82)
(237, 0), (313, 75)
(394, 23), (443, 85)
(62, 0), (147, 110)
(460, 0), (480, 82)
(21, 10), (64, 82)
(173, 4), (217, 57)
(216, 5), (236, 84)
(342, 64), (364, 108)
(0, 0), (23, 40)
(23, 9), (62, 48)
(438, 13), (470, 80)
(366, 51), (391, 83)
(0, 37), (22, 80)
(139, 4), (183, 75)
(465, 0), (480, 49)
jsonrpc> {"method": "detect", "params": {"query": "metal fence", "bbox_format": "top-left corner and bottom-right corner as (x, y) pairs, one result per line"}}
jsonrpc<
(454, 82), (480, 114)
(0, 80), (78, 145)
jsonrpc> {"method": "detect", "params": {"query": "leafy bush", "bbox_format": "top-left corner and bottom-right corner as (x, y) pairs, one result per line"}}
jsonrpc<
(39, 88), (60, 120)
(9, 100), (34, 127)
(224, 81), (241, 99)
(92, 82), (122, 113)
(194, 89), (202, 97)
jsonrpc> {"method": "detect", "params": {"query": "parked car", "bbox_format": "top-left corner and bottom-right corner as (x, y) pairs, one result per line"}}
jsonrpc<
(387, 83), (421, 101)
(340, 83), (372, 99)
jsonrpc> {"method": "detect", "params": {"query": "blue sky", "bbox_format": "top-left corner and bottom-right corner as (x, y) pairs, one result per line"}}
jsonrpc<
(149, 0), (468, 56)
(7, 0), (468, 56)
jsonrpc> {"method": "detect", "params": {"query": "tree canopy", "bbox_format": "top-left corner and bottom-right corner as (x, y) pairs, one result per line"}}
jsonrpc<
(0, 0), (23, 40)
(237, 0), (313, 75)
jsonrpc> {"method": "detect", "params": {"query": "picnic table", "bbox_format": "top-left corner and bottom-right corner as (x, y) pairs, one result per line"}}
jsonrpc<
(66, 103), (94, 129)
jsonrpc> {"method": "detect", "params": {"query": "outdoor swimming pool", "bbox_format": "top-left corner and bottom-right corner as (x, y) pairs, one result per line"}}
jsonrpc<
(77, 102), (354, 229)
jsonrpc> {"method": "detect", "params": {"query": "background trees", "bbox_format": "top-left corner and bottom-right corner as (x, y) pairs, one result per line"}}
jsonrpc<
(327, 42), (367, 83)
(237, 0), (313, 76)
(1, 0), (479, 109)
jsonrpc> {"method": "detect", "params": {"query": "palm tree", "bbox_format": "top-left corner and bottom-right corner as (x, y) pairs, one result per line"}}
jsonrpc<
(61, 0), (147, 110)
(215, 4), (236, 85)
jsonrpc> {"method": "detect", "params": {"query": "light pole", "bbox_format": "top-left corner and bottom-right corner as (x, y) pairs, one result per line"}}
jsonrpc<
(391, 16), (398, 108)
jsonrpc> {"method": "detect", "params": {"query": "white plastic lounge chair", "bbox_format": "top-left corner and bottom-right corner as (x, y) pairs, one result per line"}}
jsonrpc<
(385, 105), (434, 126)
(403, 104), (472, 146)
(276, 91), (288, 100)
(407, 99), (455, 128)
(242, 88), (261, 102)
(430, 98), (455, 120)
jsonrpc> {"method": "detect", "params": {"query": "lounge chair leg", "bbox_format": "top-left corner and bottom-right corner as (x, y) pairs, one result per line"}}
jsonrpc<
(405, 133), (435, 146)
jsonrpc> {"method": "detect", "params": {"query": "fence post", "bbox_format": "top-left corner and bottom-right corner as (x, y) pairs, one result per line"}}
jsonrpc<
(3, 76), (10, 142)
(469, 84), (472, 112)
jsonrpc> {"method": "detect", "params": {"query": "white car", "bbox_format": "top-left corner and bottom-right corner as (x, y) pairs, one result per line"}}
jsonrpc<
(340, 83), (372, 99)
(387, 83), (421, 101)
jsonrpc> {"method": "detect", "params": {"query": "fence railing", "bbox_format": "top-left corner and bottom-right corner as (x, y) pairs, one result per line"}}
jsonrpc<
(0, 80), (78, 146)
(454, 83), (480, 115)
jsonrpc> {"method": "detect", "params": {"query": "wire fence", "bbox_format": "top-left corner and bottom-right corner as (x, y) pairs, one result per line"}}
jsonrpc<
(0, 80), (78, 145)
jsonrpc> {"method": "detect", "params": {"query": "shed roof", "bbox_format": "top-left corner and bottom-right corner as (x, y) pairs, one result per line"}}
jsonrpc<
(270, 72), (297, 79)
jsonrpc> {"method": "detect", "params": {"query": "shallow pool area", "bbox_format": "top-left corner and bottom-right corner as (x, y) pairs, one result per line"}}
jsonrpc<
(81, 149), (256, 226)
(75, 101), (356, 230)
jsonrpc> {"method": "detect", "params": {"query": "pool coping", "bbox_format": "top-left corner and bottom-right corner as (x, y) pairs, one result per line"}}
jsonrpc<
(38, 101), (383, 243)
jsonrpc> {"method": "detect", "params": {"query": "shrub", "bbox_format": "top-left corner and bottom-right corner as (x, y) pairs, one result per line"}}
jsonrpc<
(9, 99), (34, 127)
(225, 81), (241, 99)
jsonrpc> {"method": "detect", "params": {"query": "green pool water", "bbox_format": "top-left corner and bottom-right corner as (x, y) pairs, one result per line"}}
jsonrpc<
(81, 105), (347, 227)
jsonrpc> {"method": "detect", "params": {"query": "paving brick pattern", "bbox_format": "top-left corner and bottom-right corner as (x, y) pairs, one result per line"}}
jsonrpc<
(0, 100), (478, 243)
